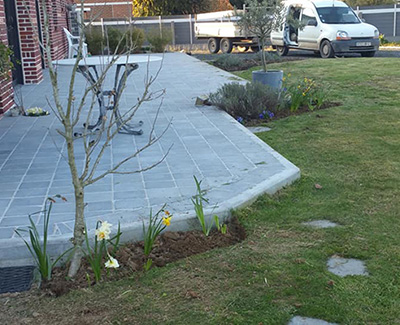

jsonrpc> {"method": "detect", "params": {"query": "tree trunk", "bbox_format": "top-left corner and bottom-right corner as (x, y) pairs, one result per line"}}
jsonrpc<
(67, 187), (85, 277)
(64, 127), (86, 278)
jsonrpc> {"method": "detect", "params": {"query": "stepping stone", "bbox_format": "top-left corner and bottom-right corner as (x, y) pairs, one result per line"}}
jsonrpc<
(288, 316), (337, 325)
(302, 220), (338, 229)
(247, 126), (271, 133)
(327, 256), (368, 277)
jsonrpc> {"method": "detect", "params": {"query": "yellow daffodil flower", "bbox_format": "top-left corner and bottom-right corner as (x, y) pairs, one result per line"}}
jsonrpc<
(162, 216), (172, 227)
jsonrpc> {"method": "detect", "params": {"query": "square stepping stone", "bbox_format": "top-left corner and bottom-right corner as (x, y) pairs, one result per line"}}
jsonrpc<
(327, 256), (368, 277)
(288, 316), (337, 325)
(302, 220), (338, 229)
(247, 126), (271, 133)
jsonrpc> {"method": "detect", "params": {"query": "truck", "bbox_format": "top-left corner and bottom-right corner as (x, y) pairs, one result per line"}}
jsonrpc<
(194, 10), (260, 54)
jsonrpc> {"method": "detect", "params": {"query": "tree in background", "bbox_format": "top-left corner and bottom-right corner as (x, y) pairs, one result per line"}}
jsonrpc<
(209, 0), (233, 11)
(344, 0), (395, 6)
(229, 0), (245, 8)
(132, 0), (212, 16)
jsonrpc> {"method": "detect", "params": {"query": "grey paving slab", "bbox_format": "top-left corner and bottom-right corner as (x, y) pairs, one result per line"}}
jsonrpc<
(327, 256), (368, 277)
(288, 316), (337, 325)
(0, 53), (300, 266)
(302, 220), (339, 229)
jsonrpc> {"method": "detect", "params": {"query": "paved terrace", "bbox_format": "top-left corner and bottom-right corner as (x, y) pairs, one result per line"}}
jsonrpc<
(0, 53), (300, 266)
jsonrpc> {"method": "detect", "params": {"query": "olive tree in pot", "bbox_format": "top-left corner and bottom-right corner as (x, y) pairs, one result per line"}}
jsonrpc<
(235, 0), (285, 90)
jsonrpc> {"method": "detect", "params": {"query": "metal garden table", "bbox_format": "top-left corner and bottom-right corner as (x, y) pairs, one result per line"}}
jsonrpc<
(53, 55), (162, 135)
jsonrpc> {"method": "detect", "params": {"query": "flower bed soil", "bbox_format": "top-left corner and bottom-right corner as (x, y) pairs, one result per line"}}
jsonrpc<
(243, 101), (342, 127)
(211, 56), (307, 72)
(42, 218), (246, 297)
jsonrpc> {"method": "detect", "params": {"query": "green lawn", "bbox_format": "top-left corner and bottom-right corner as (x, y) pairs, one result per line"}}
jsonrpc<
(2, 58), (400, 324)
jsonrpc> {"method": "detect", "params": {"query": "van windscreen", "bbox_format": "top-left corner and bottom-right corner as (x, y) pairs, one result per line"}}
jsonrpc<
(316, 7), (360, 24)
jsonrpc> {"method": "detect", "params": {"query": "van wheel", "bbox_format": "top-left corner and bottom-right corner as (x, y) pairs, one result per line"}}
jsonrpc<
(361, 51), (376, 57)
(237, 46), (249, 52)
(276, 46), (289, 56)
(320, 40), (335, 58)
(208, 38), (220, 54)
(220, 38), (233, 53)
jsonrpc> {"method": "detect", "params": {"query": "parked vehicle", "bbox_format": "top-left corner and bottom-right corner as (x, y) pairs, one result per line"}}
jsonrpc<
(194, 10), (259, 54)
(270, 0), (380, 58)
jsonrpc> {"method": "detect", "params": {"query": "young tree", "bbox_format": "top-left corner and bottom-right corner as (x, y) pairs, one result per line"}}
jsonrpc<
(37, 0), (170, 277)
(235, 0), (285, 72)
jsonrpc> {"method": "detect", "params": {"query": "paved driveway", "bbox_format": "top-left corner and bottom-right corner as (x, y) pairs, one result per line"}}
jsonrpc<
(0, 53), (300, 266)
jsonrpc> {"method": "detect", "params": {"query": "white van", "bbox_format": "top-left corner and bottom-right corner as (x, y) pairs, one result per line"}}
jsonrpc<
(270, 0), (380, 58)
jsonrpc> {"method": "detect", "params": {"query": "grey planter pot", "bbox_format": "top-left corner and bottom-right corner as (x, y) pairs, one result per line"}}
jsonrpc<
(252, 70), (283, 91)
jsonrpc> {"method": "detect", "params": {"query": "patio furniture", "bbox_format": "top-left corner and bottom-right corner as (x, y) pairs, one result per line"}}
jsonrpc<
(63, 28), (88, 59)
(53, 55), (162, 135)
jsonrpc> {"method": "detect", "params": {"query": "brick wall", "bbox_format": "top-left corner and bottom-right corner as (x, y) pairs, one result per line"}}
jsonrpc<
(0, 0), (14, 113)
(45, 0), (69, 61)
(77, 0), (132, 20)
(16, 0), (43, 84)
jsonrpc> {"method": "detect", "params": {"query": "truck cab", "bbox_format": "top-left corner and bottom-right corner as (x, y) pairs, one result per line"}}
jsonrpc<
(270, 0), (380, 58)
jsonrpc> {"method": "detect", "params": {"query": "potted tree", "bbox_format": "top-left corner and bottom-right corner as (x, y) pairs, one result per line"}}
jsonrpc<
(235, 0), (286, 90)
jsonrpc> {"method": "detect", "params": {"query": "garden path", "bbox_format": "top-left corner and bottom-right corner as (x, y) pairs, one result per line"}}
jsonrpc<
(0, 53), (299, 266)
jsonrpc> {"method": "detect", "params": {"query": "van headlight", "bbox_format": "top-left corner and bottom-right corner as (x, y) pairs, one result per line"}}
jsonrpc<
(336, 30), (351, 41)
(374, 29), (379, 38)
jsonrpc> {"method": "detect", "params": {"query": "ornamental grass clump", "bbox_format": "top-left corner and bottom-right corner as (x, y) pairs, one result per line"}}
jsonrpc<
(15, 196), (72, 281)
(143, 206), (172, 271)
(83, 220), (122, 283)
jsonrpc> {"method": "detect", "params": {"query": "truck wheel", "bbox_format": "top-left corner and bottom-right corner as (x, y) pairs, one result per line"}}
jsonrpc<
(237, 46), (249, 52)
(320, 40), (335, 58)
(208, 38), (220, 54)
(361, 51), (376, 57)
(220, 38), (233, 53)
(251, 46), (260, 52)
(276, 46), (289, 56)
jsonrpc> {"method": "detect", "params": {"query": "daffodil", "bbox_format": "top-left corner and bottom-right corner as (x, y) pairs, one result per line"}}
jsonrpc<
(105, 255), (119, 268)
(95, 221), (112, 241)
(162, 216), (172, 226)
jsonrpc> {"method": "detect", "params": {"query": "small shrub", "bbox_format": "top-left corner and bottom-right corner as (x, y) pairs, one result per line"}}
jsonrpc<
(85, 29), (106, 55)
(213, 54), (248, 70)
(0, 41), (13, 79)
(255, 50), (282, 63)
(146, 27), (172, 53)
(124, 27), (145, 52)
(209, 82), (280, 122)
(85, 27), (144, 55)
(379, 34), (389, 46)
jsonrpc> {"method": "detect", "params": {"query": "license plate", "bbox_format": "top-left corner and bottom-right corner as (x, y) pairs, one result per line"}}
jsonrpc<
(356, 42), (371, 46)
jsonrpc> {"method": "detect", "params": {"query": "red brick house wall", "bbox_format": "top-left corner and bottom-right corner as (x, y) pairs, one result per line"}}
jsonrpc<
(77, 0), (132, 20)
(0, 0), (73, 113)
(16, 0), (44, 84)
(0, 0), (14, 113)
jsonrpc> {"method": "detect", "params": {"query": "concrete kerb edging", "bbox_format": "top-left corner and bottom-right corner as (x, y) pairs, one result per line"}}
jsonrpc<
(0, 164), (300, 268)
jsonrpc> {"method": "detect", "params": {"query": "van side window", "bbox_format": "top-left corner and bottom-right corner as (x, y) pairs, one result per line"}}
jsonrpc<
(301, 8), (316, 25)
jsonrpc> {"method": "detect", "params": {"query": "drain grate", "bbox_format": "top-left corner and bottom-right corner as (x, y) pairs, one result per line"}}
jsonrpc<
(0, 266), (35, 294)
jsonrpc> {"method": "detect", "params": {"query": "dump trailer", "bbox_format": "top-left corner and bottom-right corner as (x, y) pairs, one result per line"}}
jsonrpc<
(194, 10), (259, 53)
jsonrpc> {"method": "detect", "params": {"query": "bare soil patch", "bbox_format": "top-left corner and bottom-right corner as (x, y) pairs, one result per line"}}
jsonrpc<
(42, 218), (246, 297)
